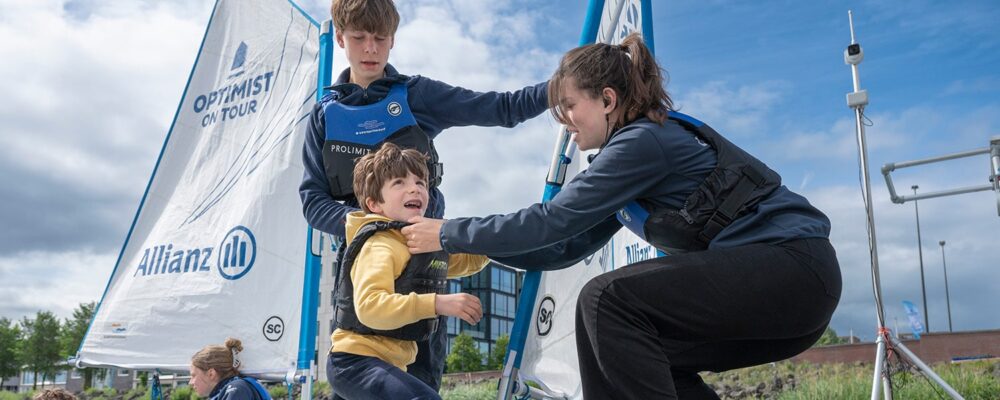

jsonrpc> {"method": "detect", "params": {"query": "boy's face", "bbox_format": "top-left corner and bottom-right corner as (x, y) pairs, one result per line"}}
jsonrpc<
(366, 171), (428, 222)
(336, 29), (393, 87)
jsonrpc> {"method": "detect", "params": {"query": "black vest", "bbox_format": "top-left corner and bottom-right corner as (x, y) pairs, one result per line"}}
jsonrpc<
(322, 84), (443, 200)
(334, 220), (449, 341)
(616, 112), (781, 254)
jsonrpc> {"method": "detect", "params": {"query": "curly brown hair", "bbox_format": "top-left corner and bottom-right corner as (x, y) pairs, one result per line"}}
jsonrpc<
(352, 143), (429, 213)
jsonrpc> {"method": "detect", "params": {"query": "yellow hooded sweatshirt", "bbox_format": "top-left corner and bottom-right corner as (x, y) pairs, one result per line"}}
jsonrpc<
(330, 211), (488, 370)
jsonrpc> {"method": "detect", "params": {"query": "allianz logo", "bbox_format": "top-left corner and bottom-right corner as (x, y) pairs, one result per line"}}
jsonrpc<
(133, 225), (257, 281)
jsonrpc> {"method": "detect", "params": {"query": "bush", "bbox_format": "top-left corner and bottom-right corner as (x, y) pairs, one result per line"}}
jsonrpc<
(311, 380), (331, 398)
(122, 386), (149, 400)
(169, 385), (194, 400)
(0, 391), (26, 400)
(268, 384), (288, 400)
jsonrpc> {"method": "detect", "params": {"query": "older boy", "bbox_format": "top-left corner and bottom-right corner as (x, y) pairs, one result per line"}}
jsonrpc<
(299, 0), (548, 391)
(329, 143), (487, 399)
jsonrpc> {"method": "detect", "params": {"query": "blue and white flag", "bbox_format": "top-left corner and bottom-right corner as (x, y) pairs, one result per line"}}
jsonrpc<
(902, 300), (925, 339)
(78, 0), (320, 375)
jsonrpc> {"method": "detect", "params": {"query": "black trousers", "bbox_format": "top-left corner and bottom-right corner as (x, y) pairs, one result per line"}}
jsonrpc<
(575, 238), (841, 399)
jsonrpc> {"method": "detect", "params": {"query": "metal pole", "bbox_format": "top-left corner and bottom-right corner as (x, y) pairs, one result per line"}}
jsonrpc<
(939, 241), (954, 332)
(912, 185), (929, 332)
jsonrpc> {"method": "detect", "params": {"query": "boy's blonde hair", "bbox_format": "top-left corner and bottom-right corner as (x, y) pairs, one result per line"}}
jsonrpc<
(353, 143), (429, 213)
(190, 337), (243, 379)
(331, 0), (400, 36)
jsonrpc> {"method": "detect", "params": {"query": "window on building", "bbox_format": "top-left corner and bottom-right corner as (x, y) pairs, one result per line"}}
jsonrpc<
(55, 371), (68, 384)
(492, 318), (513, 340)
(71, 369), (82, 379)
(22, 372), (34, 385)
(119, 368), (131, 377)
(491, 293), (516, 319)
(463, 318), (486, 339)
(476, 340), (490, 361)
(330, 290), (336, 306)
(447, 316), (459, 335)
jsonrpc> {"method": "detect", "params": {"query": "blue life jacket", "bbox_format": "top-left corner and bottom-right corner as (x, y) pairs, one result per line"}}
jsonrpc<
(334, 220), (449, 341)
(616, 112), (781, 254)
(322, 84), (442, 200)
(241, 376), (271, 400)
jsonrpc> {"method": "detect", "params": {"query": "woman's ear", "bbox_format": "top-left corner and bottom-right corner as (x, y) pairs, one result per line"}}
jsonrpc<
(601, 87), (617, 113)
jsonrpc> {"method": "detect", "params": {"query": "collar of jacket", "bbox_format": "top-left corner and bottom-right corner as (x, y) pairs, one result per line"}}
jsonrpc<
(325, 64), (410, 106)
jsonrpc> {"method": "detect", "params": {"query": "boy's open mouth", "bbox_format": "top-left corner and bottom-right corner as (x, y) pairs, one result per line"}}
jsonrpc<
(404, 200), (422, 209)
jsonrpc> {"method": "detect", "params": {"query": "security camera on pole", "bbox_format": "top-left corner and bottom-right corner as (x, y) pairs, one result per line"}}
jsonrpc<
(842, 10), (964, 400)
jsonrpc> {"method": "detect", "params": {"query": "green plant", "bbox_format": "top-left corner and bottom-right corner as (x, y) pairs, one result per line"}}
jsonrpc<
(268, 384), (288, 400)
(0, 391), (27, 400)
(170, 385), (194, 400)
(123, 385), (149, 400)
(312, 380), (331, 397)
(446, 333), (485, 372)
(441, 380), (496, 400)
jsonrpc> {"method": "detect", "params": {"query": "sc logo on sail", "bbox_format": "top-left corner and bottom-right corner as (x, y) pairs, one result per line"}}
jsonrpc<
(217, 225), (257, 280)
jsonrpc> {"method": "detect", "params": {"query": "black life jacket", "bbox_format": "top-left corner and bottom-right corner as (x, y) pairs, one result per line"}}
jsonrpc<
(334, 220), (449, 341)
(322, 83), (443, 200)
(615, 112), (781, 254)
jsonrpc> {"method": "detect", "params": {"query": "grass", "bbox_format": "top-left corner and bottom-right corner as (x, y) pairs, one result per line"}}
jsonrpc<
(441, 380), (496, 400)
(439, 360), (999, 399)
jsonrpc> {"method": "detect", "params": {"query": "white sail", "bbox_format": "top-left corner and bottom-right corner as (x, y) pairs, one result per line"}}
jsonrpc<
(516, 1), (653, 397)
(78, 0), (320, 375)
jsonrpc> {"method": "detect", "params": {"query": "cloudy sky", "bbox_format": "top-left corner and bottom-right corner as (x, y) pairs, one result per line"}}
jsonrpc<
(1, 0), (998, 344)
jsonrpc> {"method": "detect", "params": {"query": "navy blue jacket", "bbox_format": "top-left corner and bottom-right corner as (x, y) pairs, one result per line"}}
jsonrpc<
(442, 117), (832, 269)
(208, 376), (264, 400)
(299, 65), (548, 236)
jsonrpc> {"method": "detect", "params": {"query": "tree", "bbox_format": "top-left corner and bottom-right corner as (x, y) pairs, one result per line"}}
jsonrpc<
(487, 334), (509, 370)
(446, 333), (484, 372)
(61, 302), (96, 389)
(20, 311), (63, 390)
(813, 327), (847, 347)
(0, 317), (22, 386)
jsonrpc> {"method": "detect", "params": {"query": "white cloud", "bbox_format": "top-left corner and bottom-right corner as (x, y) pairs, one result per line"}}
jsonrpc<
(0, 249), (115, 321)
(673, 80), (791, 138)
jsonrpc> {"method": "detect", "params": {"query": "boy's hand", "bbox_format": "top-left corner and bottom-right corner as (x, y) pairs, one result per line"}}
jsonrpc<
(435, 293), (482, 325)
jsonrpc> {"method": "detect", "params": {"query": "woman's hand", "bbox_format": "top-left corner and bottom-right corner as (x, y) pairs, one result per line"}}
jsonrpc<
(401, 216), (445, 254)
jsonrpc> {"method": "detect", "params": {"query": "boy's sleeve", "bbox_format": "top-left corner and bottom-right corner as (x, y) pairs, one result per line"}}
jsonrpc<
(299, 102), (359, 236)
(352, 235), (438, 330)
(410, 77), (548, 133)
(445, 254), (489, 279)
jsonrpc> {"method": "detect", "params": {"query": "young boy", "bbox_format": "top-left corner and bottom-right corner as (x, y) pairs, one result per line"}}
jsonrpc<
(328, 143), (487, 399)
(299, 0), (548, 392)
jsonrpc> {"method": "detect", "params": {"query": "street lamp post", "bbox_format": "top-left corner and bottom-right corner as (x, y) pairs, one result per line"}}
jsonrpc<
(939, 240), (954, 332)
(912, 185), (930, 332)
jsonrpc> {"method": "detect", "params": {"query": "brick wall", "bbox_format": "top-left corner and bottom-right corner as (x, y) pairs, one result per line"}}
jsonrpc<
(791, 329), (1000, 365)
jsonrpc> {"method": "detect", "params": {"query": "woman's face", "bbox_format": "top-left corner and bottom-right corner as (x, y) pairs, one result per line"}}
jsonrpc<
(558, 78), (613, 151)
(189, 366), (219, 397)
